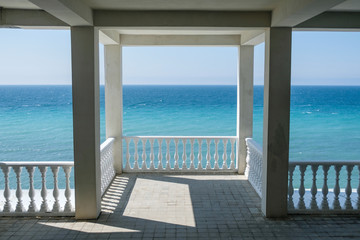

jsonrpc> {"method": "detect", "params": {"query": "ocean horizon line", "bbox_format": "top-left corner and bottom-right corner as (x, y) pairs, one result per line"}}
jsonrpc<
(1, 84), (360, 87)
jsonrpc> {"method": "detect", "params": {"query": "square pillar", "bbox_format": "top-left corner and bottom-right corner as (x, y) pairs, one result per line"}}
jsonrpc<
(262, 28), (292, 217)
(71, 26), (101, 219)
(104, 45), (123, 173)
(237, 45), (254, 174)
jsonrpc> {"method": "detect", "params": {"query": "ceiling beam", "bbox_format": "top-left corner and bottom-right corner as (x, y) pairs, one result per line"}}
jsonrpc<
(241, 30), (265, 45)
(0, 9), (68, 28)
(94, 11), (271, 28)
(271, 0), (346, 27)
(119, 34), (241, 46)
(29, 0), (93, 26)
(295, 12), (360, 29)
(99, 30), (120, 45)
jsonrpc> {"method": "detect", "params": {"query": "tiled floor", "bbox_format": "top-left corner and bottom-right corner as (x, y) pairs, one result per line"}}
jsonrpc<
(1, 174), (360, 239)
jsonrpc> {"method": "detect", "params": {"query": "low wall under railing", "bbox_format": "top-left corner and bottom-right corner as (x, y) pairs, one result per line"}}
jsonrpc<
(123, 136), (238, 172)
(245, 137), (360, 213)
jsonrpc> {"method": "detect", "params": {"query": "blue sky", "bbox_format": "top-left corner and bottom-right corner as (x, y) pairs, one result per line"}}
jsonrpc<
(0, 29), (359, 85)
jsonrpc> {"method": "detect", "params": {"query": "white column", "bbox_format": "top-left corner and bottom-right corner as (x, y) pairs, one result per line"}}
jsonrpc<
(71, 26), (101, 219)
(105, 45), (123, 173)
(237, 45), (254, 174)
(262, 27), (292, 217)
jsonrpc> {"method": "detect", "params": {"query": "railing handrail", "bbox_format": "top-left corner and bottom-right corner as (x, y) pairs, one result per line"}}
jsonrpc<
(245, 138), (262, 153)
(123, 136), (237, 140)
(0, 161), (74, 167)
(100, 137), (115, 152)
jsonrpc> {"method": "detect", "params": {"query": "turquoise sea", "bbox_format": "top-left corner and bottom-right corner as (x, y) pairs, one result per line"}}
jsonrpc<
(0, 85), (359, 189)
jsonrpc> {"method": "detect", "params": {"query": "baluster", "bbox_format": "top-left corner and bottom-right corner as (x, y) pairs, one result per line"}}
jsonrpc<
(149, 139), (155, 170)
(197, 139), (202, 170)
(222, 139), (228, 169)
(133, 138), (139, 170)
(100, 151), (105, 193)
(13, 166), (24, 212)
(245, 144), (252, 178)
(321, 165), (330, 210)
(157, 139), (163, 170)
(174, 139), (179, 170)
(206, 139), (211, 170)
(298, 165), (307, 210)
(165, 139), (171, 170)
(255, 151), (262, 193)
(288, 165), (295, 210)
(358, 165), (360, 210)
(229, 139), (236, 169)
(101, 147), (107, 194)
(345, 165), (354, 210)
(63, 166), (73, 212)
(182, 139), (187, 170)
(214, 139), (219, 170)
(38, 166), (49, 212)
(125, 138), (131, 171)
(189, 139), (195, 171)
(310, 164), (319, 210)
(333, 165), (342, 210)
(141, 139), (147, 170)
(51, 166), (60, 212)
(1, 166), (12, 212)
(26, 166), (37, 212)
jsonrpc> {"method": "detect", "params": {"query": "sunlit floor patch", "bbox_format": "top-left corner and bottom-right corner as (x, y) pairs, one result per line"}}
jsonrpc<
(101, 176), (129, 213)
(123, 177), (196, 227)
(38, 222), (140, 233)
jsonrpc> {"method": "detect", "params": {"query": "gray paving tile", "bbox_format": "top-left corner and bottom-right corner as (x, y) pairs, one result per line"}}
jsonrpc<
(1, 174), (360, 240)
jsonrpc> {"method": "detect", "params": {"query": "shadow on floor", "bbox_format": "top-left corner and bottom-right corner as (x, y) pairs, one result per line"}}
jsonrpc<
(1, 174), (360, 239)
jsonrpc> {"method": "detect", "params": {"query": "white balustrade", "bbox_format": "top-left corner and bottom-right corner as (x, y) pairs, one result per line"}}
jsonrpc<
(0, 138), (116, 216)
(289, 161), (360, 213)
(0, 162), (74, 216)
(245, 138), (262, 197)
(245, 138), (360, 213)
(123, 136), (238, 172)
(100, 138), (116, 197)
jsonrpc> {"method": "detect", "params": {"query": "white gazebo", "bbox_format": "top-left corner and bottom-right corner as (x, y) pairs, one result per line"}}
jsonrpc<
(1, 0), (360, 219)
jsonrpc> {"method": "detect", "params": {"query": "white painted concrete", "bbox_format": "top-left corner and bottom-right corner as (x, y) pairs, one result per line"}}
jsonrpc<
(0, 189), (75, 216)
(119, 34), (241, 46)
(0, 9), (68, 28)
(105, 45), (123, 174)
(262, 27), (292, 217)
(29, 0), (93, 26)
(237, 46), (254, 174)
(100, 30), (120, 45)
(93, 11), (271, 28)
(71, 26), (101, 219)
(241, 30), (265, 46)
(272, 0), (346, 27)
(85, 0), (280, 11)
(296, 12), (360, 29)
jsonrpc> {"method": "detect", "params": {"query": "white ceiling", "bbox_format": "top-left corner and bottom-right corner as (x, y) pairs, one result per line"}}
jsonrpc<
(84, 0), (280, 11)
(112, 27), (254, 35)
(1, 0), (360, 12)
(0, 0), (281, 11)
(331, 0), (360, 11)
(0, 0), (39, 9)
